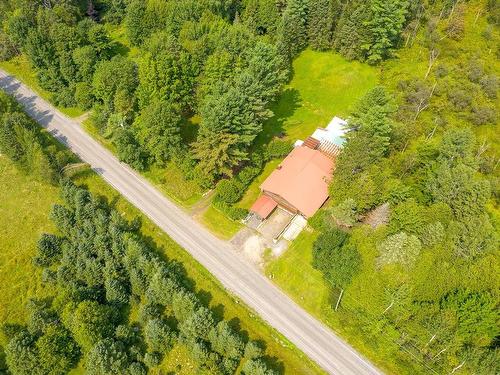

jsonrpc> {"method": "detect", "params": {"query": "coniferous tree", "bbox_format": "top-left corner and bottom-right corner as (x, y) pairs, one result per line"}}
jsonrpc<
(307, 0), (340, 50)
(137, 33), (198, 111)
(124, 0), (148, 46)
(279, 0), (309, 58)
(133, 100), (183, 165)
(332, 0), (370, 60)
(362, 0), (409, 64)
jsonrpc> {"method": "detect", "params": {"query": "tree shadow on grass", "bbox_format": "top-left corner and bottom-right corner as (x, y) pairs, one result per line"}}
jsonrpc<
(228, 317), (249, 342)
(254, 88), (302, 148)
(251, 339), (285, 374)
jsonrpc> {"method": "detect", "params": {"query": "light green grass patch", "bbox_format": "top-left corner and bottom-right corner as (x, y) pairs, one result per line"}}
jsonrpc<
(239, 50), (378, 212)
(0, 157), (58, 338)
(266, 230), (330, 314)
(257, 49), (379, 145)
(143, 163), (203, 207)
(0, 55), (84, 118)
(200, 205), (243, 240)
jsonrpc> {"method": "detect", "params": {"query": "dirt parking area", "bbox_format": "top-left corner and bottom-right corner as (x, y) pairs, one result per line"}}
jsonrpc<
(257, 208), (294, 241)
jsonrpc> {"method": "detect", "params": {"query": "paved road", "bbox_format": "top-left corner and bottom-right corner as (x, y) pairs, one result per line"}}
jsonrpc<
(0, 70), (382, 375)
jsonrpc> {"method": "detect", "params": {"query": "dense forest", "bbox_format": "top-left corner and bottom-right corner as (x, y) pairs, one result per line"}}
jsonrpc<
(0, 0), (499, 374)
(0, 0), (435, 188)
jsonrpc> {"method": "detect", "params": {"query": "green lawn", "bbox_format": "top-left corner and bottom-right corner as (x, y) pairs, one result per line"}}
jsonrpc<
(0, 55), (84, 118)
(201, 205), (243, 240)
(256, 49), (379, 146)
(236, 50), (378, 211)
(266, 231), (329, 314)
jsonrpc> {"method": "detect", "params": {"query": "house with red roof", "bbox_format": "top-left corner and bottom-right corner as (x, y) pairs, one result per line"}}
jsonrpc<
(250, 117), (347, 224)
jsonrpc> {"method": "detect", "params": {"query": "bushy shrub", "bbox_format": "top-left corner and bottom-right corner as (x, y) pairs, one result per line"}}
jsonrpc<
(74, 82), (94, 110)
(377, 232), (422, 268)
(213, 200), (248, 221)
(421, 222), (445, 247)
(329, 199), (357, 227)
(448, 88), (472, 110)
(479, 74), (498, 99)
(471, 106), (497, 125)
(0, 32), (17, 61)
(172, 149), (197, 181)
(312, 229), (361, 289)
(308, 210), (332, 231)
(237, 165), (261, 187)
(266, 139), (293, 160)
(113, 129), (147, 171)
(144, 318), (175, 354)
(52, 86), (76, 108)
(215, 179), (243, 204)
(144, 351), (161, 368)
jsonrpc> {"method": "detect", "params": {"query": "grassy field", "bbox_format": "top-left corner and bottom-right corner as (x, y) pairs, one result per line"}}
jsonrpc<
(0, 157), (58, 333)
(0, 56), (84, 118)
(0, 155), (323, 374)
(232, 50), (378, 214)
(256, 49), (379, 146)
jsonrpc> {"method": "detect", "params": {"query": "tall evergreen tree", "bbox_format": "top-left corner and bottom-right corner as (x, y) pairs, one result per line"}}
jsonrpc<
(133, 100), (183, 165)
(124, 0), (148, 46)
(279, 0), (309, 58)
(332, 0), (370, 60)
(136, 33), (198, 111)
(307, 0), (340, 50)
(362, 0), (409, 64)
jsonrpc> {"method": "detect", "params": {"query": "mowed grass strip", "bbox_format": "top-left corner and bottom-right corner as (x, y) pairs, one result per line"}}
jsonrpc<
(200, 205), (243, 240)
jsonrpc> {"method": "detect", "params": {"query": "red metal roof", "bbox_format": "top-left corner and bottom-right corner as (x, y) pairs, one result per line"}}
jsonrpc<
(260, 146), (334, 218)
(303, 136), (320, 149)
(250, 194), (278, 219)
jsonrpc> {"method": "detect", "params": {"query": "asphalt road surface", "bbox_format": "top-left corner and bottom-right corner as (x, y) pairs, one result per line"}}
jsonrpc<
(0, 70), (382, 375)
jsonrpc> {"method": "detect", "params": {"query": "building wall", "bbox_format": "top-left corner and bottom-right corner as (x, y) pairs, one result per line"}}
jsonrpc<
(262, 190), (299, 215)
